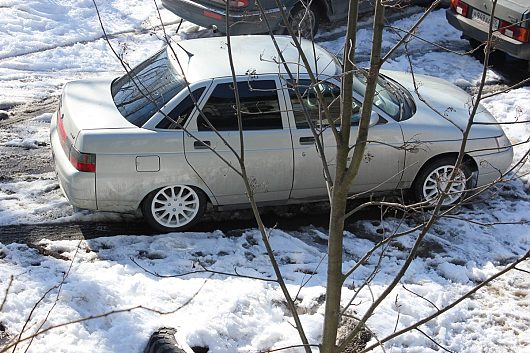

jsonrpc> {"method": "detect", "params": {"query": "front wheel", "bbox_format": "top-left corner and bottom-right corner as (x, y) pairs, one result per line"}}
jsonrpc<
(412, 157), (475, 206)
(142, 185), (206, 233)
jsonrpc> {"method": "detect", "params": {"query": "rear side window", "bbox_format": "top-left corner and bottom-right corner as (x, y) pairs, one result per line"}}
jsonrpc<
(112, 48), (186, 127)
(197, 80), (282, 131)
(156, 87), (206, 129)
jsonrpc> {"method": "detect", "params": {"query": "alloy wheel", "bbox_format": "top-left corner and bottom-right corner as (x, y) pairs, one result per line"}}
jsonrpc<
(422, 165), (467, 205)
(150, 185), (201, 229)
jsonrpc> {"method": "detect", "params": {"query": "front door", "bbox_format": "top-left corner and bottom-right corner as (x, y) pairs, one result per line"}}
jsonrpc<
(285, 79), (405, 200)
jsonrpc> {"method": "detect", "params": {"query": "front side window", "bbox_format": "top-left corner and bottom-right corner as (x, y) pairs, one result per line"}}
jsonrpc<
(112, 48), (186, 127)
(197, 80), (283, 131)
(289, 80), (361, 129)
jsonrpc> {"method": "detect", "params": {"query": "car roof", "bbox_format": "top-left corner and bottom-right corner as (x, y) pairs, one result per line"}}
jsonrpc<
(168, 35), (341, 83)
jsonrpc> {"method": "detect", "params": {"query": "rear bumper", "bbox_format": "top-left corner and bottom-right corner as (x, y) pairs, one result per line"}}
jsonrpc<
(162, 0), (284, 34)
(50, 111), (97, 210)
(446, 9), (530, 61)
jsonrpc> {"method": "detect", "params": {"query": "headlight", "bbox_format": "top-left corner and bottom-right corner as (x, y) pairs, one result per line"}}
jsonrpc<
(495, 134), (511, 150)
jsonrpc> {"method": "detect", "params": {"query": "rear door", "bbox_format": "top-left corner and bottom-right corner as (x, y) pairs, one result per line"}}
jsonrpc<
(183, 76), (294, 206)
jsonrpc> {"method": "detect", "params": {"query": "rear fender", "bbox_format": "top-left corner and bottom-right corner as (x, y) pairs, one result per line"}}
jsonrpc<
(137, 179), (216, 211)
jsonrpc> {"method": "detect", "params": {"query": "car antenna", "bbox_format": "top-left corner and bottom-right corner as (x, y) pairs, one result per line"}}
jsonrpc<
(175, 42), (194, 59)
(170, 20), (193, 59)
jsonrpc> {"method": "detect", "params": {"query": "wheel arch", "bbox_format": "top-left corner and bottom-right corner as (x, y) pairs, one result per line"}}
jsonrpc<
(137, 181), (215, 211)
(140, 184), (211, 232)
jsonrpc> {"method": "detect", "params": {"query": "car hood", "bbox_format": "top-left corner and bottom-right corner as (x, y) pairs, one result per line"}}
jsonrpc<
(60, 77), (136, 148)
(381, 70), (505, 140)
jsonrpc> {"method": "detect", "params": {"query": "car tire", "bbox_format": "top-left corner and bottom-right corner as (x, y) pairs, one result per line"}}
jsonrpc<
(142, 185), (207, 233)
(468, 38), (482, 51)
(468, 38), (506, 64)
(143, 328), (186, 353)
(288, 2), (319, 39)
(412, 157), (474, 206)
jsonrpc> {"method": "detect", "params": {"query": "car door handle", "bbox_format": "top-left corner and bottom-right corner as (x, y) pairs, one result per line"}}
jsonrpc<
(193, 140), (211, 149)
(299, 136), (315, 145)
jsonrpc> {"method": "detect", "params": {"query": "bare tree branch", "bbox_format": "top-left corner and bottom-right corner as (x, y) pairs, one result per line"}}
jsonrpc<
(360, 250), (529, 352)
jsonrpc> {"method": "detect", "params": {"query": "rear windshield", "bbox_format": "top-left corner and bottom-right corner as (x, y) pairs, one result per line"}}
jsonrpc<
(111, 48), (186, 127)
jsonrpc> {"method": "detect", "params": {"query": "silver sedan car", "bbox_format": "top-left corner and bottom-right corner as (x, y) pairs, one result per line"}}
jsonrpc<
(50, 35), (513, 232)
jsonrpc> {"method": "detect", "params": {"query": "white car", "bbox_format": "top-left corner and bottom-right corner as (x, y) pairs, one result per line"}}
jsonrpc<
(50, 35), (513, 232)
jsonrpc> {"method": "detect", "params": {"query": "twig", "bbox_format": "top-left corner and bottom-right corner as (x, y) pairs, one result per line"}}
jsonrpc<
(360, 250), (529, 352)
(0, 275), (13, 312)
(1, 275), (213, 353)
(130, 256), (277, 282)
(415, 328), (455, 353)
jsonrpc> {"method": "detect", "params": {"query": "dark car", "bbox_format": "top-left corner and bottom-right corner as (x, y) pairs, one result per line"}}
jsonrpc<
(446, 0), (530, 63)
(163, 0), (382, 38)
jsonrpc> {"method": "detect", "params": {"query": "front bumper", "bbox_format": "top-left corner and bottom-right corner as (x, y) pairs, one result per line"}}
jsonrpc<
(162, 0), (284, 35)
(446, 9), (530, 61)
(472, 146), (514, 187)
(50, 111), (97, 210)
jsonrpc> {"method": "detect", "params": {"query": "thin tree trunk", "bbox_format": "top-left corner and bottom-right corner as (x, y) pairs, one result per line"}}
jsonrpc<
(321, 1), (385, 352)
(321, 185), (348, 353)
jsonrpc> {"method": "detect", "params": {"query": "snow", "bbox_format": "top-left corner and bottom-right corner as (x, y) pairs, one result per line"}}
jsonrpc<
(0, 1), (529, 353)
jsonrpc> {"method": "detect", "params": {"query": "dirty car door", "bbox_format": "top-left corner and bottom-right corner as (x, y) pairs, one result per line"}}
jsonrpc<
(183, 77), (294, 206)
(286, 79), (405, 200)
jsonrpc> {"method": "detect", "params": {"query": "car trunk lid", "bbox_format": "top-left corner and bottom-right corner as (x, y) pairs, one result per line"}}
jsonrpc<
(462, 0), (529, 28)
(60, 77), (136, 153)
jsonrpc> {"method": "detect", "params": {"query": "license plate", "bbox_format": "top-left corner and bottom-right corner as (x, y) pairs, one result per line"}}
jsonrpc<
(471, 9), (499, 30)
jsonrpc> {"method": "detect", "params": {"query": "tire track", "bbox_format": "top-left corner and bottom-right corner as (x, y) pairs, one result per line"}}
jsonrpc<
(0, 203), (382, 245)
(0, 96), (58, 128)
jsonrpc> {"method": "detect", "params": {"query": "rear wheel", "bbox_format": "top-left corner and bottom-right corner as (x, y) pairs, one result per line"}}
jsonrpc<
(142, 185), (206, 233)
(468, 38), (484, 58)
(468, 38), (505, 64)
(412, 157), (474, 206)
(288, 3), (319, 39)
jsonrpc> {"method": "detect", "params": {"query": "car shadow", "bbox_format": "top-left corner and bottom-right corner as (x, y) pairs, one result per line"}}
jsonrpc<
(471, 48), (530, 87)
(0, 199), (382, 245)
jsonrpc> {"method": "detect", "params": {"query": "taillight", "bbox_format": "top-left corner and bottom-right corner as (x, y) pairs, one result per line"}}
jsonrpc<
(499, 20), (530, 43)
(56, 109), (96, 173)
(203, 10), (223, 20)
(450, 0), (468, 17)
(69, 146), (96, 173)
(57, 109), (70, 155)
(227, 0), (248, 8)
(209, 0), (249, 9)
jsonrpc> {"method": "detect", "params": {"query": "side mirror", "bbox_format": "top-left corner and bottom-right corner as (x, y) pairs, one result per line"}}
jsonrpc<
(369, 111), (379, 127)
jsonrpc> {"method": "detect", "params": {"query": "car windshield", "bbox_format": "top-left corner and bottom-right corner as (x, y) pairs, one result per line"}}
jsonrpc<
(112, 48), (186, 127)
(352, 70), (415, 121)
